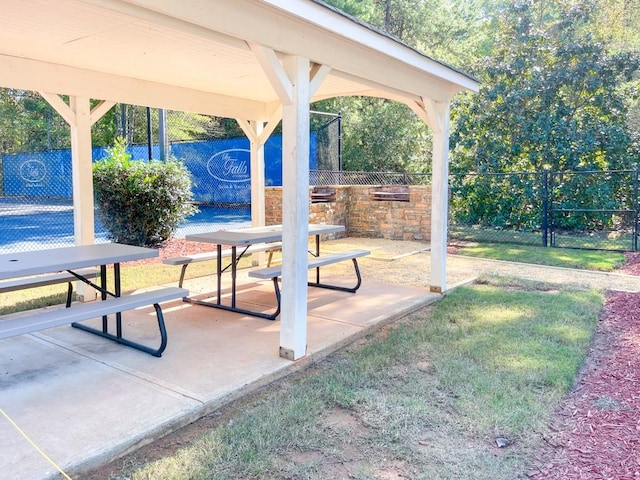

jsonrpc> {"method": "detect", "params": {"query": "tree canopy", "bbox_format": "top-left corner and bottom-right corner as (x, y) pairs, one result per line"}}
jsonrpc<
(451, 0), (640, 173)
(0, 0), (638, 179)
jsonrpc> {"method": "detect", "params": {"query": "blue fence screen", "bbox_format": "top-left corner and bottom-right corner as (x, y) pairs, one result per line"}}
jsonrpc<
(2, 135), (318, 203)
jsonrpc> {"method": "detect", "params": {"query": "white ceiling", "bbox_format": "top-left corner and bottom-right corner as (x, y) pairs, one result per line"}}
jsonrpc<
(0, 0), (478, 120)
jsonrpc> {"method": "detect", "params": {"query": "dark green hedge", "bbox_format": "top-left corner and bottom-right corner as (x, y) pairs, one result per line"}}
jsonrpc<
(93, 138), (197, 247)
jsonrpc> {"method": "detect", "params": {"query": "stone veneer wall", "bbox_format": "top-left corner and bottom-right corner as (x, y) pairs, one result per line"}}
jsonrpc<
(264, 185), (431, 241)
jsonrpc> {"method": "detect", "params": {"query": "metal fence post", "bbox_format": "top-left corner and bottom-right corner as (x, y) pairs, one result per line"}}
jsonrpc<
(541, 169), (548, 247)
(634, 166), (639, 252)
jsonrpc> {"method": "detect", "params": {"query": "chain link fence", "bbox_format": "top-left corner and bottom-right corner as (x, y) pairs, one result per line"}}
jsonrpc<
(0, 105), (341, 253)
(448, 171), (545, 247)
(448, 169), (639, 252)
(1, 97), (636, 253)
(310, 170), (430, 185)
(546, 169), (638, 251)
(312, 168), (639, 252)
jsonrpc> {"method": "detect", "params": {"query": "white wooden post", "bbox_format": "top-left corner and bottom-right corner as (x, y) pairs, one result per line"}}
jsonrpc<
(426, 100), (450, 293)
(68, 96), (95, 247)
(280, 55), (310, 360)
(249, 44), (328, 360)
(248, 120), (266, 230)
(236, 114), (282, 265)
(39, 93), (115, 300)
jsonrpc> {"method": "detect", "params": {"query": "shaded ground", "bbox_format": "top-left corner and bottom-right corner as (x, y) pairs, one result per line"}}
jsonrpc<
(86, 240), (640, 480)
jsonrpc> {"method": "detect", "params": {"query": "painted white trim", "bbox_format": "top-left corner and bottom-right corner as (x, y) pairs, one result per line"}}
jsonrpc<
(425, 100), (450, 293)
(39, 92), (75, 126)
(258, 108), (283, 145)
(249, 43), (293, 105)
(90, 100), (117, 126)
(262, 0), (478, 91)
(309, 63), (331, 100)
(1, 54), (271, 120)
(84, 0), (478, 97)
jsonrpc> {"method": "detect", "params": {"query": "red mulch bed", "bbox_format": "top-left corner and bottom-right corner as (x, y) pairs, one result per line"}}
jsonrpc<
(528, 290), (640, 479)
(125, 238), (213, 267)
(620, 252), (640, 276)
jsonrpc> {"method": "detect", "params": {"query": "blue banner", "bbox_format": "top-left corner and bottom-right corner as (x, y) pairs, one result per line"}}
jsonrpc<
(2, 150), (74, 197)
(1, 135), (318, 203)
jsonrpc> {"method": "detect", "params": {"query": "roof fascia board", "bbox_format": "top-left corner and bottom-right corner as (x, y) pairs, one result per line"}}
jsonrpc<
(319, 70), (445, 104)
(263, 0), (479, 92)
(0, 54), (270, 120)
(89, 0), (478, 98)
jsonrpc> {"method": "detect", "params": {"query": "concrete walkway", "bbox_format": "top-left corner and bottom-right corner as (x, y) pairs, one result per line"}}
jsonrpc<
(2, 241), (639, 480)
(447, 255), (640, 292)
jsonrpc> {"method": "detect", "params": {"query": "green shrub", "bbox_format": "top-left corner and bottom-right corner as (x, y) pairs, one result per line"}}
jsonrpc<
(93, 137), (198, 247)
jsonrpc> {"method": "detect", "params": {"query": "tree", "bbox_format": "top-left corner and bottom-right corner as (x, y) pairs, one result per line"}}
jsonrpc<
(0, 89), (240, 154)
(0, 89), (70, 153)
(451, 0), (639, 173)
(317, 0), (492, 174)
(314, 97), (432, 173)
(594, 0), (640, 53)
(449, 0), (640, 230)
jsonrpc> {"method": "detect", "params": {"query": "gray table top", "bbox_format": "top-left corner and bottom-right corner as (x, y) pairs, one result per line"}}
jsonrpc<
(0, 243), (158, 280)
(185, 224), (345, 246)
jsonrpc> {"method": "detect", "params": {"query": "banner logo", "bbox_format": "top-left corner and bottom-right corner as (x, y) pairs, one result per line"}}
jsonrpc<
(207, 149), (250, 184)
(19, 159), (47, 184)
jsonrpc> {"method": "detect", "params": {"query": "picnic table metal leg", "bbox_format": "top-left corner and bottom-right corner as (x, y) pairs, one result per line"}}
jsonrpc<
(269, 277), (282, 318)
(231, 246), (237, 308)
(72, 301), (169, 357)
(101, 265), (108, 332)
(115, 262), (123, 339)
(70, 262), (170, 357)
(65, 282), (74, 308)
(216, 244), (222, 305)
(182, 243), (280, 320)
(178, 265), (188, 288)
(315, 234), (320, 284)
(307, 258), (363, 293)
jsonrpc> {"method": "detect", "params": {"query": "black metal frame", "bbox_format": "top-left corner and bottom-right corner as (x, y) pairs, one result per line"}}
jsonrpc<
(183, 233), (356, 321)
(449, 169), (640, 253)
(544, 169), (639, 252)
(263, 257), (363, 320)
(182, 243), (283, 320)
(68, 263), (168, 357)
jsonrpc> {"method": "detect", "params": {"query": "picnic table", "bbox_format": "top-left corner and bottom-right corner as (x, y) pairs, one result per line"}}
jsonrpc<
(181, 224), (359, 320)
(0, 243), (187, 356)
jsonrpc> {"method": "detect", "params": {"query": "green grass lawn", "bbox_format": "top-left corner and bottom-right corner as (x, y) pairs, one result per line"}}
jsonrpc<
(453, 241), (626, 271)
(103, 276), (601, 479)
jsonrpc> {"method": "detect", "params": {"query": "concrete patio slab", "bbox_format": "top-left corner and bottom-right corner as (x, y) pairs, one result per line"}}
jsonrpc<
(0, 334), (201, 479)
(0, 275), (438, 480)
